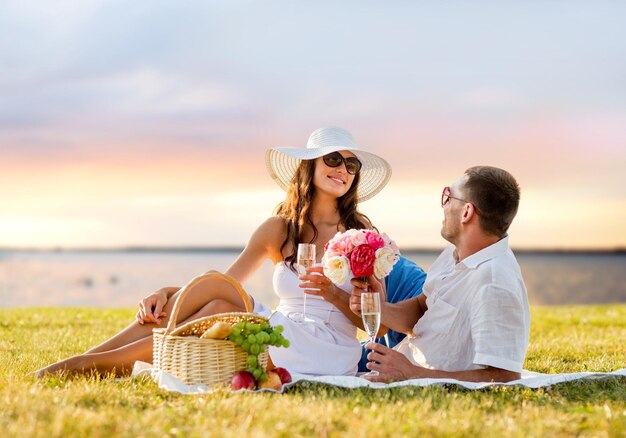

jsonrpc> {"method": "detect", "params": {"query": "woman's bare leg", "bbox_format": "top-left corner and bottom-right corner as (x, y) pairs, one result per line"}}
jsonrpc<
(32, 299), (245, 378)
(85, 275), (248, 354)
(31, 275), (251, 377)
(38, 335), (155, 378)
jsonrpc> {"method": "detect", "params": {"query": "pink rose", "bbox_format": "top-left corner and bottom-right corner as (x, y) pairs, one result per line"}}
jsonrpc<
(341, 234), (355, 253)
(324, 232), (350, 257)
(324, 239), (343, 257)
(365, 231), (384, 250)
(350, 244), (376, 278)
(347, 229), (367, 247)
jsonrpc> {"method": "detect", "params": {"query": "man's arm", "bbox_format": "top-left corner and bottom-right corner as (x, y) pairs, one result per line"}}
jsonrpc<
(349, 276), (428, 335)
(381, 295), (427, 335)
(364, 343), (520, 383)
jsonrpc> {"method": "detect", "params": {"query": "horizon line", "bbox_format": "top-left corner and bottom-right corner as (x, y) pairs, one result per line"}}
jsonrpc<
(1, 246), (624, 255)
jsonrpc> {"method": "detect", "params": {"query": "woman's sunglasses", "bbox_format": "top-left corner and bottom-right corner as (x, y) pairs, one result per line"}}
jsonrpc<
(322, 152), (362, 175)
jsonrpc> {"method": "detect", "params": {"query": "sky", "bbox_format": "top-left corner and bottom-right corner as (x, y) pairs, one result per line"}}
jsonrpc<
(1, 1), (625, 250)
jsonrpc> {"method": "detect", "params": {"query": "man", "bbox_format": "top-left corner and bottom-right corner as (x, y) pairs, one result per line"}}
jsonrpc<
(350, 166), (530, 383)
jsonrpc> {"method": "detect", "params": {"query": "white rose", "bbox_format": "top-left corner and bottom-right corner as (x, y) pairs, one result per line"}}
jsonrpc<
(322, 255), (351, 285)
(374, 247), (399, 279)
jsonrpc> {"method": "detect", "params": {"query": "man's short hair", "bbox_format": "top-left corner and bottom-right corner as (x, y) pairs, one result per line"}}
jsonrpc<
(463, 166), (520, 237)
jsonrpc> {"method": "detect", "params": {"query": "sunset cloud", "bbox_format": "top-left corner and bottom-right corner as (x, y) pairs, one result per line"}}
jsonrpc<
(1, 2), (625, 249)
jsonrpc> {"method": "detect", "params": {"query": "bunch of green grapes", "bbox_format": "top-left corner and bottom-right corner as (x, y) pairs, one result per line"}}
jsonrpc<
(227, 321), (290, 382)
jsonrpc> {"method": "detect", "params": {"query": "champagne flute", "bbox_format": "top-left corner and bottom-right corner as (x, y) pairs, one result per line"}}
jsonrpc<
(297, 243), (316, 322)
(361, 292), (381, 377)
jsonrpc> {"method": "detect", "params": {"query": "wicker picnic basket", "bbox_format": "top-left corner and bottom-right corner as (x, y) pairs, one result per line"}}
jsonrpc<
(152, 272), (269, 386)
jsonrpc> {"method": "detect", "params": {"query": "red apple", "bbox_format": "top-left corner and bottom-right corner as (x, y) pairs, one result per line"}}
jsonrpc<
(231, 371), (256, 390)
(272, 367), (292, 384)
(258, 370), (282, 390)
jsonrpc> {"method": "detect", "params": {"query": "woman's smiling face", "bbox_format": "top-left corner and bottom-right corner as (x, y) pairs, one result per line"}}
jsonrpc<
(312, 150), (357, 199)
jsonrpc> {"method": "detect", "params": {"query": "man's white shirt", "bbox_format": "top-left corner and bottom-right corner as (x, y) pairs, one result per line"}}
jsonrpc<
(395, 236), (530, 373)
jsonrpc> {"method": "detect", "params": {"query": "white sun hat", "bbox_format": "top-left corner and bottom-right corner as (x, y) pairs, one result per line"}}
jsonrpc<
(265, 127), (392, 202)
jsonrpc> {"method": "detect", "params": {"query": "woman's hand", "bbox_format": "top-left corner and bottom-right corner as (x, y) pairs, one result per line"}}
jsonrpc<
(298, 266), (340, 303)
(136, 289), (170, 325)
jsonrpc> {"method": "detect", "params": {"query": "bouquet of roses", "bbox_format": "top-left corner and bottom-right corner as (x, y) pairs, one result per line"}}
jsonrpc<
(322, 229), (400, 286)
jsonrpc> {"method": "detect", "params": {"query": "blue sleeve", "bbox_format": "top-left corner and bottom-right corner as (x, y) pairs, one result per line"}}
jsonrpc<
(384, 255), (427, 304)
(358, 255), (426, 372)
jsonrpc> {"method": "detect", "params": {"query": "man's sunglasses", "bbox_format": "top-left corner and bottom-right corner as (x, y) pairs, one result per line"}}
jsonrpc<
(441, 186), (482, 214)
(322, 152), (362, 175)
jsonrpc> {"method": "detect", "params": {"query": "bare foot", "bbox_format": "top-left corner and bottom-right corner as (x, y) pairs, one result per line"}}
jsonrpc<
(28, 356), (82, 379)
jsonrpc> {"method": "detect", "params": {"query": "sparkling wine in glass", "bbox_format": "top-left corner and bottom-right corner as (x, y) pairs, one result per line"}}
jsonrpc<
(297, 243), (316, 321)
(361, 292), (381, 377)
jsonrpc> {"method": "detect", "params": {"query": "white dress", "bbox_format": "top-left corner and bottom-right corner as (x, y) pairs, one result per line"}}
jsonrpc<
(253, 262), (361, 376)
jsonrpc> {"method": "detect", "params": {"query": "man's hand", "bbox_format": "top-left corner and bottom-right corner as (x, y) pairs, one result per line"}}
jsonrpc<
(362, 342), (421, 383)
(349, 275), (383, 316)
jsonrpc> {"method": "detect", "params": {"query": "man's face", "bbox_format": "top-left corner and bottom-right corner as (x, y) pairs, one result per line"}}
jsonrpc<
(440, 176), (468, 244)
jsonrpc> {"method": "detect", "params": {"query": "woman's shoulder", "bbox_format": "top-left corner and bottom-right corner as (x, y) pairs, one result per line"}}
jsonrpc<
(252, 217), (288, 263)
(259, 216), (288, 232)
(252, 216), (288, 243)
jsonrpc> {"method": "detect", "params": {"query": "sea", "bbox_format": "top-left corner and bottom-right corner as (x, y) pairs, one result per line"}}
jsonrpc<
(0, 249), (624, 308)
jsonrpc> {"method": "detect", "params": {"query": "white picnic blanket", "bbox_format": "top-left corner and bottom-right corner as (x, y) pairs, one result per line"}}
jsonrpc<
(131, 361), (626, 394)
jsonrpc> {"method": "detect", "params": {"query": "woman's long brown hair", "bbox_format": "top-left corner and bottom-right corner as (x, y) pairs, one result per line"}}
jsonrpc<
(274, 158), (375, 272)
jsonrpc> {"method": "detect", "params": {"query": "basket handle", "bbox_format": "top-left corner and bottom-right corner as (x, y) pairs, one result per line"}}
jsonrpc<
(164, 272), (253, 335)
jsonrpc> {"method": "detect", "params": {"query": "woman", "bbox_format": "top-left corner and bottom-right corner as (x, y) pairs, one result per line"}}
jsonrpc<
(33, 126), (391, 377)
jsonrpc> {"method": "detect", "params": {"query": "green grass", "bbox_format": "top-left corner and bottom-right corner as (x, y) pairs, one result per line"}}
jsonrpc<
(1, 305), (625, 437)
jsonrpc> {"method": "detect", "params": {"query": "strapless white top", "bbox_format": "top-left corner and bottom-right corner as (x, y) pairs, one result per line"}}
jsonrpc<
(254, 262), (360, 376)
(273, 261), (352, 315)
